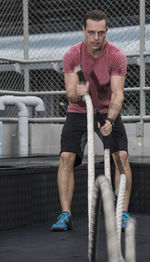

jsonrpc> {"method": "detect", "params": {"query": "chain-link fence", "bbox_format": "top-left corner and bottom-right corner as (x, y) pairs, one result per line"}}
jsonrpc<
(0, 0), (150, 120)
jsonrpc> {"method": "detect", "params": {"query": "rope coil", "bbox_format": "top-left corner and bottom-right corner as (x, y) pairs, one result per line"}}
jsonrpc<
(83, 96), (136, 261)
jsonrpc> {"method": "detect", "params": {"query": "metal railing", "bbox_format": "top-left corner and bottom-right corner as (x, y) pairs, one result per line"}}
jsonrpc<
(0, 0), (150, 123)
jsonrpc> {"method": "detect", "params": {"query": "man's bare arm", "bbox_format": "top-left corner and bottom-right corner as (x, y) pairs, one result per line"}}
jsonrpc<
(107, 75), (125, 120)
(99, 75), (125, 136)
(64, 72), (89, 103)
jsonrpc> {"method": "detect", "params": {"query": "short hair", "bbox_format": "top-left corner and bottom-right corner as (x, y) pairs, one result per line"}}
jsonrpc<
(83, 10), (108, 28)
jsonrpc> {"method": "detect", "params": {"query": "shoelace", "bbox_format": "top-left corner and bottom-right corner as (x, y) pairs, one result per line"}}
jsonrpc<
(57, 212), (69, 223)
(122, 212), (130, 223)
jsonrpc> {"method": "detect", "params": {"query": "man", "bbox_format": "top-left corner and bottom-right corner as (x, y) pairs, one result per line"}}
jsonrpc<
(51, 10), (132, 232)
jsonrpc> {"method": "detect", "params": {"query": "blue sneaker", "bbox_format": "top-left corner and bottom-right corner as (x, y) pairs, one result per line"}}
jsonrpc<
(122, 211), (131, 232)
(51, 211), (72, 232)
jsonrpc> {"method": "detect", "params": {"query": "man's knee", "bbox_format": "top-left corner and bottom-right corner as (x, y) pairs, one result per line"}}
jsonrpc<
(118, 151), (128, 165)
(60, 152), (76, 169)
(114, 151), (128, 170)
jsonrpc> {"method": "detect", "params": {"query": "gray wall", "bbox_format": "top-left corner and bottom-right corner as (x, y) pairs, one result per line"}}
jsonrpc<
(1, 122), (150, 157)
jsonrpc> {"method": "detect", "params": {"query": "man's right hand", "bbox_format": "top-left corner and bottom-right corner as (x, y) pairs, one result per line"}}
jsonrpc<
(76, 81), (89, 97)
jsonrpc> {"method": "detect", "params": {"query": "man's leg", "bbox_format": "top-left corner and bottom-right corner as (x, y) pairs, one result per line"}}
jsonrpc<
(51, 152), (76, 231)
(112, 151), (132, 231)
(112, 150), (132, 211)
(57, 152), (76, 213)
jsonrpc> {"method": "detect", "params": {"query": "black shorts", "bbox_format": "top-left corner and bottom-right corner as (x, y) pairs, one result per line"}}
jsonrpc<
(60, 112), (128, 167)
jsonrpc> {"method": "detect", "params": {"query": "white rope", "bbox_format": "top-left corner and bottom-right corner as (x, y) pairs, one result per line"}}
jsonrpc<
(125, 218), (136, 262)
(115, 174), (127, 262)
(88, 176), (120, 262)
(82, 94), (95, 230)
(104, 148), (111, 183)
(84, 94), (136, 261)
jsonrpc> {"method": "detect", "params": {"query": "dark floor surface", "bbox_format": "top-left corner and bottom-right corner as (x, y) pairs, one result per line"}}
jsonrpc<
(0, 155), (150, 261)
(0, 214), (150, 262)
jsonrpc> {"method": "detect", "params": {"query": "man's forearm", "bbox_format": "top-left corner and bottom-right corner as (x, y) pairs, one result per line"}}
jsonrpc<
(108, 75), (125, 120)
(66, 81), (89, 104)
(107, 97), (124, 120)
(67, 94), (81, 103)
(66, 88), (82, 103)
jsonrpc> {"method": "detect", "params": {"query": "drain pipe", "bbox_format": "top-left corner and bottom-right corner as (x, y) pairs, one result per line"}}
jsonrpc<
(0, 95), (45, 156)
(17, 101), (29, 156)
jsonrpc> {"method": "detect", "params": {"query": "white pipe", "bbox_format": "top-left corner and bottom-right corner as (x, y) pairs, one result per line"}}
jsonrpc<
(17, 101), (29, 155)
(0, 95), (45, 111)
(18, 115), (28, 155)
(0, 121), (2, 155)
(0, 95), (45, 155)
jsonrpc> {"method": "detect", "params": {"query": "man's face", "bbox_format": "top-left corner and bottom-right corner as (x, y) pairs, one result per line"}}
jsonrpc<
(83, 19), (107, 52)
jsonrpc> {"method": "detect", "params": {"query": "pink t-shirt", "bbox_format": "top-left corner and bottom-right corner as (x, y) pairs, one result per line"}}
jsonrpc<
(63, 40), (127, 113)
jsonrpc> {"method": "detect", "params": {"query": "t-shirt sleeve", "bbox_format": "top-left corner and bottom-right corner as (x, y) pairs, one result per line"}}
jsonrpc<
(63, 47), (80, 73)
(111, 49), (127, 76)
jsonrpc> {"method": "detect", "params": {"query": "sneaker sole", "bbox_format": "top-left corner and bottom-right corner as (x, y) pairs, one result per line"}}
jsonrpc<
(51, 227), (72, 232)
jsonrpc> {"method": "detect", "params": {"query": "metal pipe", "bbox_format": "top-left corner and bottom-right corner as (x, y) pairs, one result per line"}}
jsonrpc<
(2, 115), (150, 123)
(140, 0), (146, 122)
(23, 0), (29, 92)
(0, 95), (45, 155)
(0, 52), (150, 64)
(0, 90), (66, 96)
